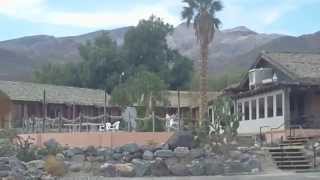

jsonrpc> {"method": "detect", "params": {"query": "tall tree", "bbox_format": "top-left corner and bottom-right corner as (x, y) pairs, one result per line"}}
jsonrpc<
(182, 0), (223, 122)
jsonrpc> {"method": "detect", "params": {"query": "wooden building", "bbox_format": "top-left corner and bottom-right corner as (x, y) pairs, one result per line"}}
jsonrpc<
(225, 52), (320, 134)
(0, 81), (120, 128)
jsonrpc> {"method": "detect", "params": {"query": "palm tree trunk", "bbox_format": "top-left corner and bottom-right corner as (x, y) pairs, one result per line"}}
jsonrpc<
(199, 43), (209, 123)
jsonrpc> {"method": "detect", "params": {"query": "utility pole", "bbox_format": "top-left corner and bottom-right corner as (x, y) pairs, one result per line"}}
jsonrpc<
(177, 89), (181, 131)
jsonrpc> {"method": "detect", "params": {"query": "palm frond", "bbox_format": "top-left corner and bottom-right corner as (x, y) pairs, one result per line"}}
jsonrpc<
(210, 0), (223, 14)
(181, 6), (194, 27)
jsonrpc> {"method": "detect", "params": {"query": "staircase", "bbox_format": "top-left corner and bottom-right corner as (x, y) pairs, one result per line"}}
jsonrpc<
(266, 136), (313, 170)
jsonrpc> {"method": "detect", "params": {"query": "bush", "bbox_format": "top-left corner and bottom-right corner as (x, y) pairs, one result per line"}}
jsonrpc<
(16, 136), (37, 162)
(0, 138), (15, 157)
(45, 155), (66, 177)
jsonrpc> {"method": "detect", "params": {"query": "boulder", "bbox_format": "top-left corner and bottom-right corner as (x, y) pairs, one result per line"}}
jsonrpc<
(190, 149), (205, 159)
(205, 158), (224, 175)
(169, 163), (190, 176)
(69, 163), (82, 172)
(187, 159), (206, 176)
(26, 160), (45, 170)
(154, 150), (175, 158)
(100, 163), (117, 177)
(143, 150), (154, 160)
(229, 150), (242, 160)
(167, 131), (193, 149)
(120, 143), (140, 154)
(132, 159), (151, 177)
(112, 153), (123, 161)
(71, 154), (85, 162)
(114, 163), (135, 177)
(174, 147), (190, 158)
(85, 146), (98, 157)
(73, 147), (84, 155)
(63, 149), (75, 159)
(150, 158), (171, 176)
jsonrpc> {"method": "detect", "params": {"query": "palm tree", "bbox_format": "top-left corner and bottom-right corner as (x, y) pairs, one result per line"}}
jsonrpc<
(182, 0), (223, 123)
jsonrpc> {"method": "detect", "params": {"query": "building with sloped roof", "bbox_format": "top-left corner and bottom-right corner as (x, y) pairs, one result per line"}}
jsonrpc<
(224, 52), (320, 134)
(0, 80), (120, 128)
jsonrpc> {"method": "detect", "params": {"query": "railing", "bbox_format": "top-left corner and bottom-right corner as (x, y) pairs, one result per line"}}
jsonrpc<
(22, 112), (177, 133)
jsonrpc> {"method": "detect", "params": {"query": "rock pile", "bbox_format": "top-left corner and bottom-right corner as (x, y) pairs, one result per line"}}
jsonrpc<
(0, 139), (262, 178)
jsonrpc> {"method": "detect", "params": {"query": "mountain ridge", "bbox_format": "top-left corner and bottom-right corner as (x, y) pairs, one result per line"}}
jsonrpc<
(0, 24), (319, 81)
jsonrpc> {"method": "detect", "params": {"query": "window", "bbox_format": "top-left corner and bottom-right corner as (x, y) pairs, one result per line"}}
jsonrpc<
(238, 102), (243, 121)
(259, 97), (265, 118)
(244, 101), (249, 120)
(267, 96), (274, 117)
(276, 94), (283, 116)
(251, 99), (257, 120)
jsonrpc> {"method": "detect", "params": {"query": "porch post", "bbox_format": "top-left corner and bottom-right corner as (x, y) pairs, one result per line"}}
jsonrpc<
(283, 87), (291, 129)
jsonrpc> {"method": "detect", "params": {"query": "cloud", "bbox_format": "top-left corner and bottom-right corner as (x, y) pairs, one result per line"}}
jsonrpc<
(0, 0), (182, 28)
(218, 0), (317, 33)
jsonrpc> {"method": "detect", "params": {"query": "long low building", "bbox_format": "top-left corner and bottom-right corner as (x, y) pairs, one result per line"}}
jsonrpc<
(0, 80), (120, 129)
(0, 80), (221, 129)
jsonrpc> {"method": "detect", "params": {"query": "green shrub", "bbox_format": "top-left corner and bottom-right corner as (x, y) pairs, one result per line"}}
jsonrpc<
(16, 136), (37, 162)
(0, 138), (15, 157)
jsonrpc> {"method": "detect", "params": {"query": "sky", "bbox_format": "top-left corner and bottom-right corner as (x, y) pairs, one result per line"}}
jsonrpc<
(0, 0), (319, 41)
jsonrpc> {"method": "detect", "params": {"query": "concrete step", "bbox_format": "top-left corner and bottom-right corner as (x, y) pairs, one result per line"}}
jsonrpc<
(270, 152), (304, 156)
(287, 136), (310, 141)
(279, 143), (304, 146)
(275, 160), (310, 164)
(264, 145), (304, 151)
(273, 156), (308, 160)
(282, 139), (307, 143)
(278, 164), (312, 170)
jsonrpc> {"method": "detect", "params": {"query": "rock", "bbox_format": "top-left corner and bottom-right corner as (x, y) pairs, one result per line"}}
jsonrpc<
(150, 158), (171, 176)
(85, 146), (98, 157)
(154, 150), (175, 158)
(7, 157), (28, 179)
(205, 158), (224, 175)
(56, 153), (65, 161)
(0, 165), (10, 171)
(190, 149), (205, 159)
(174, 147), (190, 158)
(120, 143), (140, 153)
(187, 159), (206, 176)
(71, 147), (84, 155)
(69, 163), (82, 172)
(0, 171), (9, 177)
(86, 156), (97, 162)
(229, 150), (242, 160)
(240, 153), (251, 162)
(244, 158), (261, 172)
(143, 150), (154, 160)
(167, 131), (193, 149)
(41, 175), (55, 180)
(71, 154), (85, 162)
(26, 160), (45, 170)
(100, 163), (116, 177)
(63, 149), (74, 159)
(169, 163), (190, 176)
(132, 159), (151, 177)
(112, 153), (123, 161)
(114, 163), (135, 177)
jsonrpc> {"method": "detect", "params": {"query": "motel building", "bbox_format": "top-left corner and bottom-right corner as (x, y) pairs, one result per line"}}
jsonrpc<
(210, 52), (320, 139)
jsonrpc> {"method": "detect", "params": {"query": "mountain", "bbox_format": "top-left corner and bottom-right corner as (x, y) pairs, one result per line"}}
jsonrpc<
(0, 24), (319, 81)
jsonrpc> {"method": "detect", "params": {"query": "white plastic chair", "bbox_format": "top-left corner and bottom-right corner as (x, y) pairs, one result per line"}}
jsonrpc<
(105, 122), (112, 131)
(99, 124), (105, 132)
(109, 121), (120, 131)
